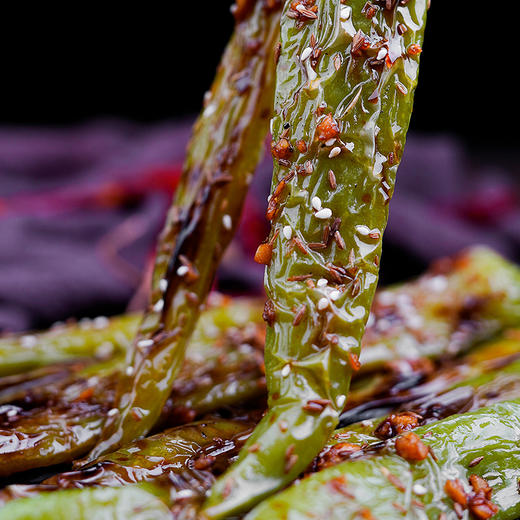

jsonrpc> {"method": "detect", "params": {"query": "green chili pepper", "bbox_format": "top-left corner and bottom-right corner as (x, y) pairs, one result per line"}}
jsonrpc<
(204, 0), (428, 515)
(0, 300), (264, 478)
(0, 483), (175, 520)
(0, 418), (254, 505)
(0, 314), (139, 378)
(86, 1), (281, 462)
(247, 399), (520, 520)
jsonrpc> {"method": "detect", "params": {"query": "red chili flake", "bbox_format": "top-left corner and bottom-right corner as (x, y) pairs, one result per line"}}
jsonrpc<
(362, 2), (378, 18)
(317, 444), (361, 470)
(368, 230), (381, 239)
(193, 454), (216, 470)
(444, 479), (468, 508)
(468, 496), (499, 520)
(279, 420), (289, 432)
(222, 478), (234, 498)
(407, 44), (422, 56)
(397, 23), (408, 35)
(381, 468), (406, 492)
(247, 443), (261, 453)
(296, 139), (307, 153)
(316, 113), (340, 141)
(469, 456), (484, 468)
(356, 509), (375, 520)
(374, 412), (421, 439)
(388, 151), (396, 165)
(469, 475), (493, 500)
(293, 304), (307, 326)
(348, 352), (361, 371)
(75, 387), (94, 402)
(254, 243), (273, 265)
(271, 137), (293, 160)
(395, 432), (429, 461)
(396, 81), (408, 95)
(262, 299), (276, 326)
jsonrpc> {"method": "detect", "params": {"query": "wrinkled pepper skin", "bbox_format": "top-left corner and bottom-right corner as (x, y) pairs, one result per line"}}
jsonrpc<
(0, 419), (254, 505)
(205, 0), (428, 515)
(86, 1), (281, 461)
(0, 314), (139, 377)
(0, 483), (175, 520)
(0, 299), (264, 478)
(248, 400), (520, 520)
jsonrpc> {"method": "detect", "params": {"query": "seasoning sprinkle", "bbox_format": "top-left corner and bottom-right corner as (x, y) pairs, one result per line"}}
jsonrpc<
(312, 196), (322, 210)
(301, 47), (312, 61)
(317, 278), (328, 287)
(329, 146), (341, 158)
(282, 225), (293, 239)
(315, 208), (332, 219)
(177, 265), (189, 276)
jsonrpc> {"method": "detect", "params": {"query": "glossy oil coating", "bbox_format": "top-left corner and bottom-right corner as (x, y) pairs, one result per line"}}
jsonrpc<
(204, 0), (428, 516)
(0, 299), (264, 478)
(86, 1), (282, 461)
(0, 418), (254, 507)
(247, 400), (520, 520)
(0, 314), (139, 377)
(0, 483), (175, 520)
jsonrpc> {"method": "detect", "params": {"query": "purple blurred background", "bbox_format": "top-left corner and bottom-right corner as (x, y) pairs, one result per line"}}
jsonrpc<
(1, 123), (518, 332)
(1, 2), (519, 332)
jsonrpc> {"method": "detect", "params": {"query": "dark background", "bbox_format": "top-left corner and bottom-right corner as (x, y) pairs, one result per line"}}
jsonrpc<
(0, 3), (514, 150)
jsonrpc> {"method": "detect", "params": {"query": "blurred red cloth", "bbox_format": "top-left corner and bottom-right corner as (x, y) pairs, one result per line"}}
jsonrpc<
(0, 121), (518, 332)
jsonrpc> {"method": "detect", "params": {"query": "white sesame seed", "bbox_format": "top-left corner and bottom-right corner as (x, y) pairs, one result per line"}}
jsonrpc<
(336, 395), (346, 409)
(377, 47), (388, 60)
(137, 339), (154, 349)
(153, 299), (164, 312)
(159, 278), (168, 292)
(317, 278), (328, 287)
(344, 142), (355, 152)
(317, 297), (329, 311)
(281, 364), (291, 377)
(107, 408), (119, 417)
(355, 225), (370, 235)
(324, 138), (336, 147)
(6, 408), (18, 417)
(222, 214), (232, 230)
(125, 366), (134, 376)
(330, 289), (341, 301)
(282, 226), (292, 240)
(20, 335), (37, 348)
(300, 47), (312, 61)
(311, 196), (322, 211)
(176, 489), (197, 499)
(93, 316), (109, 329)
(315, 208), (332, 219)
(361, 420), (373, 427)
(177, 265), (189, 276)
(412, 484), (427, 496)
(329, 147), (341, 158)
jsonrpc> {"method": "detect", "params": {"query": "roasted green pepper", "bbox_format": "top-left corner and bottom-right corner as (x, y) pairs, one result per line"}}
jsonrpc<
(86, 0), (281, 462)
(247, 399), (520, 520)
(205, 0), (428, 515)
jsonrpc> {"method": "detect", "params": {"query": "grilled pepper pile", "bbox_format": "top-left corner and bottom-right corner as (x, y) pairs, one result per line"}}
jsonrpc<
(205, 0), (428, 515)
